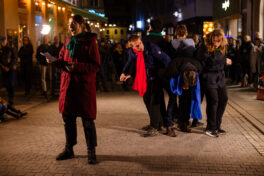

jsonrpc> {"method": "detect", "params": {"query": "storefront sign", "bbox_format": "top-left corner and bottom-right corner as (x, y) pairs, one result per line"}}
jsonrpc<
(222, 0), (230, 11)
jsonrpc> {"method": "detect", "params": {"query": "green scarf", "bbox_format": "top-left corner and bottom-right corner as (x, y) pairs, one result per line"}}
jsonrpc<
(148, 31), (163, 36)
(66, 32), (86, 57)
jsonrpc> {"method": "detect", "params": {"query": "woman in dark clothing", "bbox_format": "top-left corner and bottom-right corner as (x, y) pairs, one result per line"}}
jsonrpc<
(18, 36), (33, 96)
(47, 15), (100, 164)
(197, 29), (232, 138)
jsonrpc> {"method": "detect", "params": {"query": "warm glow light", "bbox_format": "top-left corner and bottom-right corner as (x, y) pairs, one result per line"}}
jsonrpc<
(62, 7), (65, 10)
(58, 6), (61, 10)
(91, 23), (93, 26)
(48, 4), (52, 7)
(71, 13), (74, 16)
(35, 2), (39, 5)
(41, 25), (51, 35)
(208, 28), (213, 32)
(105, 24), (107, 26)
(42, 2), (45, 5)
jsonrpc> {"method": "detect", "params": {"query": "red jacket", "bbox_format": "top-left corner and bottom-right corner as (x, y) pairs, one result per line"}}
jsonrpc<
(54, 33), (100, 119)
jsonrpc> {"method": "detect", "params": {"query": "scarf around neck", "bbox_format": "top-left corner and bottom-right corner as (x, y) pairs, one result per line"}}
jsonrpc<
(132, 49), (147, 97)
(66, 32), (86, 57)
(148, 31), (163, 36)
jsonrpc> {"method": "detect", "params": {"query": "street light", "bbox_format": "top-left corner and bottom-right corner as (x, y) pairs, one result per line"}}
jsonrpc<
(41, 25), (51, 35)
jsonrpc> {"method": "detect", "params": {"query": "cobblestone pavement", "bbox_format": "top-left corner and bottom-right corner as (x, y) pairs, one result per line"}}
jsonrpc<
(0, 90), (264, 176)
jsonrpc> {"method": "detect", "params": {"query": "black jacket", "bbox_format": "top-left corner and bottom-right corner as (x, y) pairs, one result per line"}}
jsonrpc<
(144, 34), (174, 58)
(49, 43), (63, 58)
(18, 44), (33, 64)
(167, 57), (202, 79)
(36, 44), (50, 66)
(196, 45), (226, 88)
(0, 45), (17, 69)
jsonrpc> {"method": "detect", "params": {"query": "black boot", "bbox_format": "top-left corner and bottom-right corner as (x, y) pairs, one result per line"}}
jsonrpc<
(88, 147), (96, 164)
(56, 147), (74, 160)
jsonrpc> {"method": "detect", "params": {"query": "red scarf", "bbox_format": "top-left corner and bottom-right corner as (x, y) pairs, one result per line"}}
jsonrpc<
(132, 49), (147, 97)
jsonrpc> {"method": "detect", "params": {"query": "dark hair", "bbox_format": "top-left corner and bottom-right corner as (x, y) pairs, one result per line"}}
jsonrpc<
(128, 34), (140, 42)
(84, 23), (91, 32)
(23, 36), (31, 45)
(175, 25), (188, 37)
(150, 19), (163, 33)
(71, 14), (84, 25)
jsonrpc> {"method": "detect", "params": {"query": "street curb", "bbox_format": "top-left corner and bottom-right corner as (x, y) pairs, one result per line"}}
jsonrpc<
(228, 98), (264, 135)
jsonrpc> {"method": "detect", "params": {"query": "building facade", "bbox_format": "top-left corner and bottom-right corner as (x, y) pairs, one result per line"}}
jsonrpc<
(213, 0), (264, 40)
(0, 0), (108, 53)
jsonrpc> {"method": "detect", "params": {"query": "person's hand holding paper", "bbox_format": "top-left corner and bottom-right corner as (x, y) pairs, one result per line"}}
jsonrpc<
(41, 52), (58, 63)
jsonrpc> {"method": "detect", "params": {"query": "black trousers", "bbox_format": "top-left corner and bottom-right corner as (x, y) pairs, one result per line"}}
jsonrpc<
(179, 89), (192, 125)
(143, 79), (163, 129)
(205, 86), (228, 131)
(62, 114), (97, 150)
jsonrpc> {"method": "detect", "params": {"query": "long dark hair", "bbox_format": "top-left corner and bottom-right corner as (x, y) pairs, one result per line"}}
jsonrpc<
(70, 14), (84, 25)
(23, 36), (32, 46)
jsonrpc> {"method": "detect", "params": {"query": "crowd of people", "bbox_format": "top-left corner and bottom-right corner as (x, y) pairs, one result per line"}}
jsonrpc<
(1, 14), (264, 164)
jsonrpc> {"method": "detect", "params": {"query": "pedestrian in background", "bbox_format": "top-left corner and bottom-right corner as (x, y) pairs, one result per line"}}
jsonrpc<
(239, 35), (254, 87)
(18, 36), (33, 97)
(0, 36), (17, 106)
(47, 15), (100, 164)
(36, 35), (50, 99)
(196, 29), (232, 137)
(49, 35), (63, 96)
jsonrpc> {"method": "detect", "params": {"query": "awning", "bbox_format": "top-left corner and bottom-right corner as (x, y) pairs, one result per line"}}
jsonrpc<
(71, 7), (108, 23)
(58, 0), (108, 23)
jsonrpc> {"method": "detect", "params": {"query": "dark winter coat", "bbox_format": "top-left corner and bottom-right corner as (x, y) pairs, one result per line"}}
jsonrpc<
(122, 41), (171, 80)
(18, 44), (33, 64)
(0, 45), (17, 69)
(196, 45), (226, 89)
(167, 57), (202, 79)
(144, 34), (174, 57)
(49, 43), (63, 58)
(36, 44), (50, 65)
(53, 32), (100, 119)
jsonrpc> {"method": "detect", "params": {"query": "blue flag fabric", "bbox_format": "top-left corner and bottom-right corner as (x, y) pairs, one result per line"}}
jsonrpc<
(170, 73), (202, 120)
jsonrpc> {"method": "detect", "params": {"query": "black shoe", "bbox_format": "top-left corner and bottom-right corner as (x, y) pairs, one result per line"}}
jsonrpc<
(56, 148), (74, 160)
(205, 130), (219, 138)
(179, 124), (192, 133)
(142, 128), (159, 137)
(141, 124), (151, 131)
(217, 129), (226, 135)
(88, 148), (96, 164)
(17, 112), (27, 118)
(191, 120), (204, 128)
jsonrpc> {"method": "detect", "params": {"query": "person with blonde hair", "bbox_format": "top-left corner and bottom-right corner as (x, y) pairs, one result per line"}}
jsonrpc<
(196, 29), (232, 137)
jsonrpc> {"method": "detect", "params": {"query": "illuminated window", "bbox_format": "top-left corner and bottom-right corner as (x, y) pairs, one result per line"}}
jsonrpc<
(114, 29), (118, 34)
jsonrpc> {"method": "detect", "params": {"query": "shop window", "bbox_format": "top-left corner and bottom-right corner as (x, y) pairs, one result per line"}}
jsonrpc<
(114, 29), (118, 34)
(106, 30), (110, 34)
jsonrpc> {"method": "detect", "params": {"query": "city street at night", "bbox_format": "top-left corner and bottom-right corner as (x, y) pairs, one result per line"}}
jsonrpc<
(0, 85), (264, 176)
(1, 0), (264, 175)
